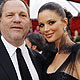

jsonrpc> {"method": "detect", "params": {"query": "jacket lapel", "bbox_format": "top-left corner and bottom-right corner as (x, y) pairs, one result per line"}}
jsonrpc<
(26, 45), (45, 80)
(0, 37), (18, 80)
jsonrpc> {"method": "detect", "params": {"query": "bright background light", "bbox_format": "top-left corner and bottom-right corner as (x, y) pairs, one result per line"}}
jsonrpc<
(30, 0), (80, 19)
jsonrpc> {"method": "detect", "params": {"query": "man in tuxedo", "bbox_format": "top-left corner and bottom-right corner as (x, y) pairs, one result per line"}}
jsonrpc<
(0, 0), (46, 80)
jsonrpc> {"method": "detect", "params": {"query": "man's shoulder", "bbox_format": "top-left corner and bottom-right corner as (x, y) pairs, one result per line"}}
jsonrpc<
(29, 48), (41, 58)
(29, 48), (45, 62)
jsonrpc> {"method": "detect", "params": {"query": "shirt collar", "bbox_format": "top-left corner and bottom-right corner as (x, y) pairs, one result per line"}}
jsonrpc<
(1, 36), (25, 57)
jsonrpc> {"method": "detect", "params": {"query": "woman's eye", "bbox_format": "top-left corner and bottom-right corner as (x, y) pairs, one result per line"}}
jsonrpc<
(49, 21), (56, 25)
(38, 24), (44, 28)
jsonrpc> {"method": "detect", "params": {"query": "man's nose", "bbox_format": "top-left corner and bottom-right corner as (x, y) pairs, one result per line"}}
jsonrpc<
(13, 14), (21, 23)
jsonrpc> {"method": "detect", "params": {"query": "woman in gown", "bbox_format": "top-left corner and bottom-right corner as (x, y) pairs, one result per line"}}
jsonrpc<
(37, 2), (80, 80)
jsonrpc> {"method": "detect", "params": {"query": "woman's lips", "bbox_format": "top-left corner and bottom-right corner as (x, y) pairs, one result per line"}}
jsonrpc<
(45, 33), (53, 38)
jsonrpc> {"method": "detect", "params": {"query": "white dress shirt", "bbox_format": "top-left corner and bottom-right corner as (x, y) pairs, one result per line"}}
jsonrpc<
(1, 36), (39, 80)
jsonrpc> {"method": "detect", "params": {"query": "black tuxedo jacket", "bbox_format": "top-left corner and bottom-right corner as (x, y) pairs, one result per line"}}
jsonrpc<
(0, 37), (47, 80)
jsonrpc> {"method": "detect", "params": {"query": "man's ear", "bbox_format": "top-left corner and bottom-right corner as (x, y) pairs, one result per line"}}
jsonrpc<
(32, 45), (37, 50)
(28, 19), (32, 32)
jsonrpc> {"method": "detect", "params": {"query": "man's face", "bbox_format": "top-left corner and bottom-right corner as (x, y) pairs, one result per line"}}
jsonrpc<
(0, 0), (30, 46)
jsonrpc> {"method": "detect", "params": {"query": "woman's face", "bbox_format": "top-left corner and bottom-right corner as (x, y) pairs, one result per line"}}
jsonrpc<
(38, 10), (67, 42)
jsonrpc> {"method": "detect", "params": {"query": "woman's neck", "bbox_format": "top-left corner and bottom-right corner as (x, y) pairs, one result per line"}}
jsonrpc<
(55, 33), (75, 54)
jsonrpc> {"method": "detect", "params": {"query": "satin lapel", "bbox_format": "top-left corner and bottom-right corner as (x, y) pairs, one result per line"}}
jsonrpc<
(0, 37), (18, 80)
(26, 45), (44, 80)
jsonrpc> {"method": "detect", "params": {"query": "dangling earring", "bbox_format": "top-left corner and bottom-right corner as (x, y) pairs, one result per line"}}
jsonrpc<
(64, 26), (66, 31)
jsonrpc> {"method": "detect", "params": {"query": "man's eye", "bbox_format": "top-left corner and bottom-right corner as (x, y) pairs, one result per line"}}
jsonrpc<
(38, 24), (44, 28)
(7, 14), (13, 16)
(49, 21), (56, 25)
(21, 14), (26, 17)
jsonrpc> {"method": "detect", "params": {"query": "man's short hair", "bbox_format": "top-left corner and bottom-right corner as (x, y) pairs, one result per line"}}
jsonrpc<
(0, 0), (30, 17)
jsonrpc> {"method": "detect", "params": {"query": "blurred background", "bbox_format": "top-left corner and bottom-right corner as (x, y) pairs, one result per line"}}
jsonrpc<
(0, 0), (80, 42)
